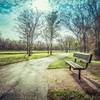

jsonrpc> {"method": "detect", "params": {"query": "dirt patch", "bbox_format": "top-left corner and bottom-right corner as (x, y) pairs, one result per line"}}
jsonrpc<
(47, 69), (83, 92)
(88, 64), (100, 79)
(47, 69), (100, 96)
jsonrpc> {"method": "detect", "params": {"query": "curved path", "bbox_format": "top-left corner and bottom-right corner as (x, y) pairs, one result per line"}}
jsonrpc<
(0, 54), (66, 100)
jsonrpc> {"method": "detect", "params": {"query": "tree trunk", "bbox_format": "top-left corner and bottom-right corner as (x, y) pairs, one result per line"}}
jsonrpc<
(95, 30), (100, 57)
(26, 35), (29, 54)
(28, 45), (31, 56)
(50, 42), (52, 55)
(27, 36), (31, 56)
(47, 46), (49, 54)
(68, 42), (70, 52)
(28, 49), (31, 56)
(83, 33), (87, 52)
(50, 28), (53, 55)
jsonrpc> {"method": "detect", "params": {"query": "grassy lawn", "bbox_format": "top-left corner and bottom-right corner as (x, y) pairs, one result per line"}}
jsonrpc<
(48, 53), (74, 69)
(0, 51), (49, 66)
(48, 60), (66, 69)
(48, 57), (72, 69)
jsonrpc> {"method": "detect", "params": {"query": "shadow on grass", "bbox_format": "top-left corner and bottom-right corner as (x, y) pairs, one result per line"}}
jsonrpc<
(71, 72), (100, 96)
(84, 77), (100, 89)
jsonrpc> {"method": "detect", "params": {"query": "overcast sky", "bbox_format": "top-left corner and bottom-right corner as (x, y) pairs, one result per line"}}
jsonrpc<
(0, 0), (74, 40)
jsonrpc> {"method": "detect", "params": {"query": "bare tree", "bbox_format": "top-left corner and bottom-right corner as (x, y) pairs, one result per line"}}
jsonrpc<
(42, 27), (50, 54)
(61, 2), (92, 52)
(46, 11), (59, 55)
(17, 8), (41, 56)
(57, 36), (65, 51)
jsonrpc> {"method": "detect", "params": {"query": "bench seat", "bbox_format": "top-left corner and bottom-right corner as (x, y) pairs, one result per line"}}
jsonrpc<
(65, 52), (92, 80)
(65, 61), (85, 70)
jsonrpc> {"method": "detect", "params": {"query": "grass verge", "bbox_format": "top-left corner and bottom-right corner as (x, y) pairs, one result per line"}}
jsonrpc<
(48, 59), (66, 69)
(0, 52), (49, 66)
(48, 56), (73, 69)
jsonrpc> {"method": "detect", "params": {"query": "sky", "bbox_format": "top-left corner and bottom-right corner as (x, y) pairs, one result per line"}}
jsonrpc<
(0, 0), (74, 40)
(0, 0), (31, 40)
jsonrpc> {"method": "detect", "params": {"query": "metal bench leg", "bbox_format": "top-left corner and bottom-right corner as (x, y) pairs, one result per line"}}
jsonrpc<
(78, 70), (81, 80)
(69, 66), (71, 71)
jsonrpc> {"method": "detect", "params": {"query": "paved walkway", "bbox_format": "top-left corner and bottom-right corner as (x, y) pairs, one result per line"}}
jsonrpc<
(0, 55), (63, 100)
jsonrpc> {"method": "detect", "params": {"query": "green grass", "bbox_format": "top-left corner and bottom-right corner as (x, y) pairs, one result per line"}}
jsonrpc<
(0, 50), (66, 66)
(0, 51), (49, 66)
(28, 53), (49, 59)
(92, 61), (100, 64)
(48, 56), (74, 69)
(48, 52), (83, 69)
(48, 89), (97, 100)
(48, 60), (66, 69)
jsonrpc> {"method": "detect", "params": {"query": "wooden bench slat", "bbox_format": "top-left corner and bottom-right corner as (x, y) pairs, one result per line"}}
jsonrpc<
(74, 53), (92, 63)
(65, 61), (84, 69)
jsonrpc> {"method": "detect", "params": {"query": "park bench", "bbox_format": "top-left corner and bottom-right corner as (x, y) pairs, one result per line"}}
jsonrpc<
(65, 52), (92, 80)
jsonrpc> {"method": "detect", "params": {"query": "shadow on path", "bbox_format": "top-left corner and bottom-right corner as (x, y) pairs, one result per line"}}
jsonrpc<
(0, 61), (29, 100)
(0, 56), (57, 100)
(0, 80), (21, 100)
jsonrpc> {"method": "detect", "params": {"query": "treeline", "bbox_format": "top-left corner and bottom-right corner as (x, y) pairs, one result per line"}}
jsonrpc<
(0, 37), (26, 51)
(0, 36), (61, 51)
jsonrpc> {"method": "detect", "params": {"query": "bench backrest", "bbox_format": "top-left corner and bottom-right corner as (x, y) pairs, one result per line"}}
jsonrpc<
(73, 53), (92, 63)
